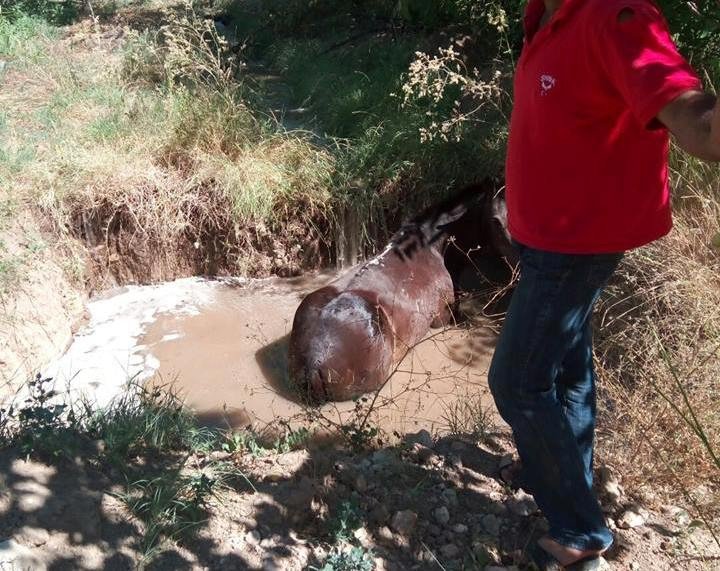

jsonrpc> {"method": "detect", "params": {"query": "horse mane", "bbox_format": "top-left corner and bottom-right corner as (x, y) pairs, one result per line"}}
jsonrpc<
(390, 180), (494, 260)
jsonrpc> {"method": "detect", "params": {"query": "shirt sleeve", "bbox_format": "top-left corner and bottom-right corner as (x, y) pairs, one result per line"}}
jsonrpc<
(596, 0), (703, 128)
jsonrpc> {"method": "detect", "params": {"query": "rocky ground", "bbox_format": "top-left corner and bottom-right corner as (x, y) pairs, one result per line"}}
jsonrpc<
(1, 428), (717, 570)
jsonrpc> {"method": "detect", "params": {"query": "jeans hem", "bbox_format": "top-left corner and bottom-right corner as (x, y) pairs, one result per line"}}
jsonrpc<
(549, 532), (613, 553)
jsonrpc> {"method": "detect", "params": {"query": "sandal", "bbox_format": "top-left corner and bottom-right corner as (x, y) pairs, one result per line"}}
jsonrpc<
(529, 541), (605, 571)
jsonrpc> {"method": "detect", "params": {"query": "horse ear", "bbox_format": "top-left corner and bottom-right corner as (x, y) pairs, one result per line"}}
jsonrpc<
(433, 202), (469, 230)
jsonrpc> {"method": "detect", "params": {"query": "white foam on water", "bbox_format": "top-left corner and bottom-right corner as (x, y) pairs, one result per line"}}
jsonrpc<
(41, 277), (220, 408)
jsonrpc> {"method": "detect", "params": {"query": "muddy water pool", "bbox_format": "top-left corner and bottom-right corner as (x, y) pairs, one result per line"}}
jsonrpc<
(42, 272), (500, 436)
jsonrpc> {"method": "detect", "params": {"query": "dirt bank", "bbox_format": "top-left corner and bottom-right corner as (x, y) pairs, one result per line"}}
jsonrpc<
(0, 211), (85, 395)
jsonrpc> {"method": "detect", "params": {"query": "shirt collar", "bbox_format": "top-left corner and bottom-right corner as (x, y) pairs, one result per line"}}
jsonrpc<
(523, 0), (585, 40)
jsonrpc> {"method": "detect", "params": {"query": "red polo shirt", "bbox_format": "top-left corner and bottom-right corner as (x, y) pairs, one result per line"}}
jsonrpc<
(505, 0), (702, 253)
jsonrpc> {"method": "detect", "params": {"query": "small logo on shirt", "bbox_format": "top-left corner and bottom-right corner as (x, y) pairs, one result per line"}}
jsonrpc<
(540, 74), (556, 96)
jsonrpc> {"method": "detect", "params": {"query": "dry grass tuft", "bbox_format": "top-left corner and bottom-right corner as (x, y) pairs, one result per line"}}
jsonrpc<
(595, 147), (720, 528)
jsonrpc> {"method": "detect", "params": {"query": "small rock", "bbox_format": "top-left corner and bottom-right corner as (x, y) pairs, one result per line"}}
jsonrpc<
(481, 514), (502, 537)
(405, 429), (434, 448)
(354, 474), (368, 493)
(245, 530), (262, 545)
(263, 469), (285, 483)
(439, 543), (460, 558)
(354, 526), (372, 547)
(15, 526), (50, 547)
(372, 449), (396, 466)
(617, 509), (646, 529)
(598, 466), (623, 505)
(450, 440), (466, 452)
(664, 505), (691, 527)
(408, 443), (438, 465)
(434, 506), (451, 525)
(447, 454), (463, 469)
(378, 526), (395, 543)
(629, 563), (640, 570)
(507, 490), (538, 517)
(370, 504), (390, 524)
(452, 523), (468, 534)
(0, 539), (47, 570)
(391, 510), (418, 536)
(660, 540), (672, 551)
(209, 450), (231, 462)
(441, 488), (458, 506)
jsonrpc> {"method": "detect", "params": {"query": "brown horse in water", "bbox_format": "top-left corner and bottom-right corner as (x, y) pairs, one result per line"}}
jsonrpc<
(288, 182), (513, 403)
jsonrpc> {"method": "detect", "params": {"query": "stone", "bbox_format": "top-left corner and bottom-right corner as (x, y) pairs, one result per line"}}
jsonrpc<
(481, 514), (502, 537)
(507, 490), (538, 517)
(452, 523), (468, 534)
(354, 526), (372, 547)
(391, 510), (418, 536)
(664, 505), (691, 527)
(629, 563), (640, 570)
(209, 450), (232, 462)
(450, 440), (466, 452)
(405, 429), (434, 449)
(263, 469), (285, 483)
(434, 506), (451, 525)
(441, 488), (458, 506)
(15, 526), (50, 547)
(409, 443), (438, 465)
(245, 530), (262, 545)
(447, 454), (463, 469)
(439, 543), (460, 558)
(372, 449), (396, 466)
(0, 539), (47, 570)
(378, 526), (395, 543)
(370, 504), (390, 525)
(598, 466), (623, 505)
(617, 509), (646, 529)
(354, 474), (368, 493)
(16, 481), (50, 513)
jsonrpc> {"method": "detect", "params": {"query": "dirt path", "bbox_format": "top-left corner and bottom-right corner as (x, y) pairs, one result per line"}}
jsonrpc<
(1, 432), (717, 570)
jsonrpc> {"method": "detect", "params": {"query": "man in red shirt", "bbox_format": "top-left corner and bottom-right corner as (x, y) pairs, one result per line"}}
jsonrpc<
(488, 0), (720, 568)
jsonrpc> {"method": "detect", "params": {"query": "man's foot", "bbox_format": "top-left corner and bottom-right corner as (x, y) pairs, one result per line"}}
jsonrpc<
(535, 536), (605, 569)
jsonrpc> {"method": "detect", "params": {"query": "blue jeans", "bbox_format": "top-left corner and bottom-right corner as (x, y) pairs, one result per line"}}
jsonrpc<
(488, 243), (623, 552)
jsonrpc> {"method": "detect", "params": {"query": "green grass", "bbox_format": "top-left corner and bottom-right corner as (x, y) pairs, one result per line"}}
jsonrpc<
(0, 12), (56, 62)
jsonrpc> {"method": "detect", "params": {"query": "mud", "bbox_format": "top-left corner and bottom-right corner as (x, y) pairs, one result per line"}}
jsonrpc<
(143, 272), (499, 434)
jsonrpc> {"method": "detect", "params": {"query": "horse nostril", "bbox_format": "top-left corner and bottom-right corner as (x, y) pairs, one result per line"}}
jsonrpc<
(308, 368), (328, 403)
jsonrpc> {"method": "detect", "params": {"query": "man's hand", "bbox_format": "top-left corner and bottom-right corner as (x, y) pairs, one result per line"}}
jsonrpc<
(658, 90), (720, 162)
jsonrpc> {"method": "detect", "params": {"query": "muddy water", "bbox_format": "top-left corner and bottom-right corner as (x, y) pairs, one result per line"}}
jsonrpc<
(142, 273), (500, 435)
(40, 272), (500, 436)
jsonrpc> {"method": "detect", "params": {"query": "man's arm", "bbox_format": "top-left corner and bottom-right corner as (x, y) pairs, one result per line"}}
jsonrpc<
(657, 90), (720, 162)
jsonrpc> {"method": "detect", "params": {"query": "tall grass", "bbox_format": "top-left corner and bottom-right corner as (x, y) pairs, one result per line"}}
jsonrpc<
(594, 144), (720, 535)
